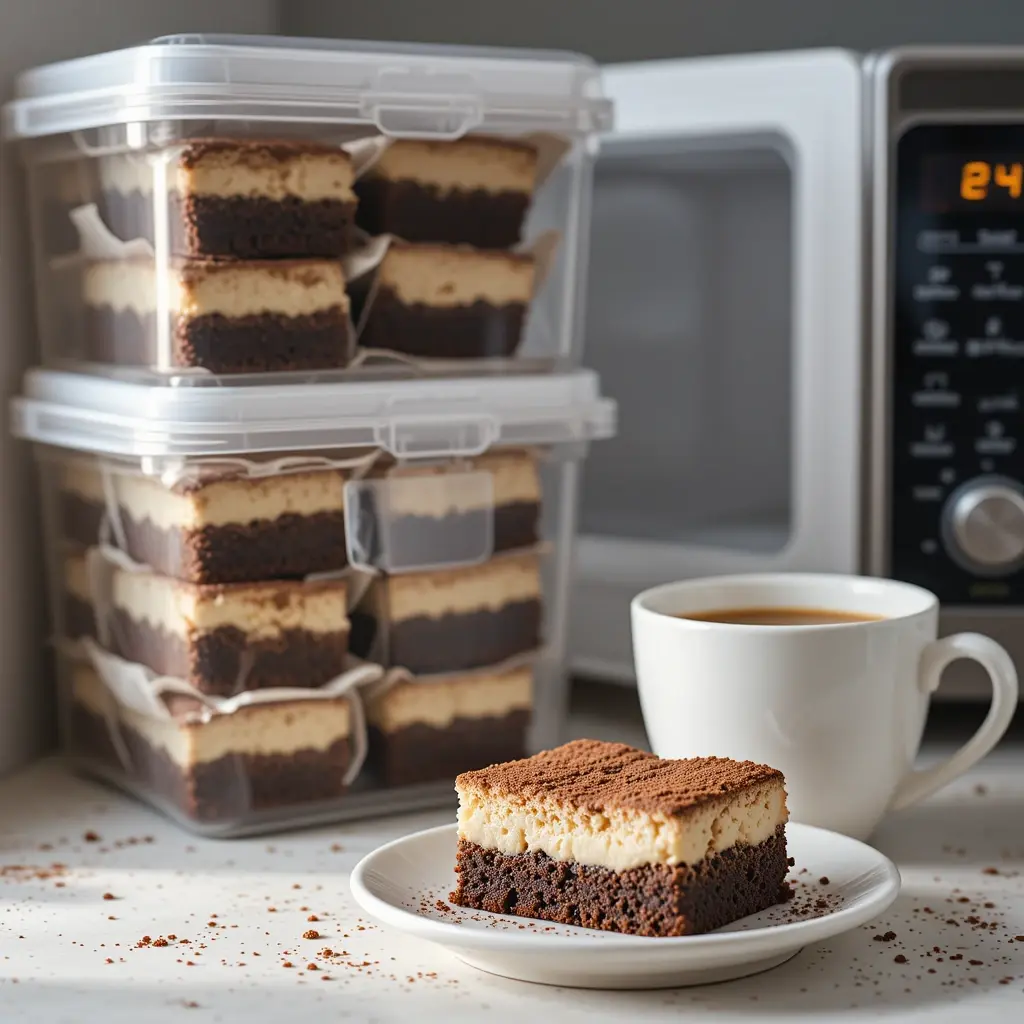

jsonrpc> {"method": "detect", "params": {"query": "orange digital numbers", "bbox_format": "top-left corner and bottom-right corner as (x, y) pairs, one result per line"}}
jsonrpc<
(961, 161), (991, 200)
(960, 160), (1024, 201)
(995, 162), (1024, 199)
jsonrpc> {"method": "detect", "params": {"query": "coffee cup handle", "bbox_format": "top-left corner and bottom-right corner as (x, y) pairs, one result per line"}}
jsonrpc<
(890, 633), (1019, 812)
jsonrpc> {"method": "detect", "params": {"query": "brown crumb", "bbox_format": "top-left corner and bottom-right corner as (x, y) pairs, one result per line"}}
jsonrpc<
(873, 931), (897, 942)
(969, 959), (984, 966)
(102, 893), (116, 901)
(153, 938), (169, 948)
(787, 856), (795, 867)
(292, 883), (302, 889)
(984, 902), (995, 909)
(83, 831), (100, 842)
(306, 963), (318, 971)
(435, 900), (451, 913)
(950, 954), (964, 961)
(168, 934), (177, 941)
(957, 896), (970, 903)
(322, 948), (334, 957)
(982, 867), (1000, 875)
(819, 876), (830, 885)
(330, 843), (344, 852)
(267, 907), (277, 913)
(207, 921), (216, 927)
(307, 915), (319, 922)
(184, 1002), (199, 1010)
(894, 955), (907, 964)
(303, 930), (320, 940)
(1015, 936), (1024, 942)
(107, 916), (116, 921)
(104, 958), (113, 964)
(186, 961), (195, 967)
(282, 961), (294, 969)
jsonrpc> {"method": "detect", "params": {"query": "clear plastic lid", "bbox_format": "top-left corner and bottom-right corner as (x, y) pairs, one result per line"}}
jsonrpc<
(4, 33), (612, 141)
(12, 368), (615, 460)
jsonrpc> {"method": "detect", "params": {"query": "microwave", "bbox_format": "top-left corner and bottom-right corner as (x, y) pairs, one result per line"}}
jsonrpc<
(573, 46), (1024, 699)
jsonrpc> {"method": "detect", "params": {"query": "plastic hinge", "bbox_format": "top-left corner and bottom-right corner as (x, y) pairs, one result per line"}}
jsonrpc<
(373, 415), (499, 459)
(363, 68), (482, 138)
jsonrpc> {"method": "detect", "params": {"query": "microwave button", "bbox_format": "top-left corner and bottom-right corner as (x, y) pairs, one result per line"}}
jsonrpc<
(942, 477), (1024, 576)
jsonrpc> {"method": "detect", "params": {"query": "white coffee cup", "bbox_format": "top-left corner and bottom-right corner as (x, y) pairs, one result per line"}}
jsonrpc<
(631, 573), (1018, 840)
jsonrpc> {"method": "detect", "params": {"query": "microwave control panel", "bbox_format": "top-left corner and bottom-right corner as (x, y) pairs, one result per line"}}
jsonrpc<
(892, 122), (1024, 604)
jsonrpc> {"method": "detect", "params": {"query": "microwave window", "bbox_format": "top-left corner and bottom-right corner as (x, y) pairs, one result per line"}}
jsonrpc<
(922, 153), (1024, 211)
(580, 138), (793, 552)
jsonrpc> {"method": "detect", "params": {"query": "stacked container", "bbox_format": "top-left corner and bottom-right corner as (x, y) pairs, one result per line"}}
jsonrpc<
(6, 34), (614, 836)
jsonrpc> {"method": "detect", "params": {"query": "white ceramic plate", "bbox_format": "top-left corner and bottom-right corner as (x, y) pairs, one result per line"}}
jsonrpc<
(350, 822), (901, 989)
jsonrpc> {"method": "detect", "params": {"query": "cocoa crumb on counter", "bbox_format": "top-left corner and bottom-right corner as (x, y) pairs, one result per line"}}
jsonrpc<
(330, 843), (344, 852)
(873, 931), (897, 942)
(104, 958), (113, 964)
(307, 915), (319, 922)
(819, 876), (830, 885)
(306, 963), (318, 971)
(982, 867), (1000, 875)
(153, 939), (169, 947)
(83, 831), (100, 842)
(303, 930), (320, 940)
(894, 955), (908, 964)
(282, 962), (294, 969)
(102, 893), (116, 900)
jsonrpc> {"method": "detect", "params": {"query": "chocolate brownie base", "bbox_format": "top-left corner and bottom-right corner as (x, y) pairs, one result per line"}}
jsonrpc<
(368, 708), (530, 787)
(354, 178), (529, 250)
(118, 509), (348, 585)
(60, 491), (105, 548)
(85, 306), (352, 373)
(451, 825), (790, 937)
(64, 594), (97, 642)
(68, 699), (122, 769)
(358, 288), (527, 360)
(110, 610), (350, 697)
(350, 596), (542, 675)
(101, 188), (357, 259)
(69, 701), (351, 823)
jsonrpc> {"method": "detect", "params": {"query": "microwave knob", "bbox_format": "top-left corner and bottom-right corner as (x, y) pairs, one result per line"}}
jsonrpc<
(943, 477), (1024, 575)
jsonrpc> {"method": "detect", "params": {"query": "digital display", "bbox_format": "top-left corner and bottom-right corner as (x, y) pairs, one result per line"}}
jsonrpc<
(922, 154), (1024, 211)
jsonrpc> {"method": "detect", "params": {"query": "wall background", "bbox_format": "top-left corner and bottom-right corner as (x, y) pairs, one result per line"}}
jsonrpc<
(284, 1), (1024, 61)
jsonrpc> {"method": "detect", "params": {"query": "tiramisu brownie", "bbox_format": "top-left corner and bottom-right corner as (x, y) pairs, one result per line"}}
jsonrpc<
(451, 740), (790, 937)
(83, 258), (352, 372)
(355, 450), (541, 569)
(58, 458), (105, 548)
(350, 550), (542, 675)
(68, 665), (355, 823)
(62, 553), (97, 643)
(355, 137), (538, 249)
(59, 458), (348, 584)
(98, 139), (357, 258)
(357, 242), (534, 360)
(366, 664), (532, 787)
(107, 568), (349, 697)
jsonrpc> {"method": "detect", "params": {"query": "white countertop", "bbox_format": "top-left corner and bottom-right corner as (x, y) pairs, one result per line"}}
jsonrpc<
(2, 690), (1023, 1023)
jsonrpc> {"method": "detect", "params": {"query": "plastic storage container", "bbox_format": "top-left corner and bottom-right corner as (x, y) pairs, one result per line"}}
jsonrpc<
(13, 369), (614, 835)
(4, 34), (611, 383)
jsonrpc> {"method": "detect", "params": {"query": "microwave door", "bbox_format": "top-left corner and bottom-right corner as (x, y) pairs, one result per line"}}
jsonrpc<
(573, 49), (866, 682)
